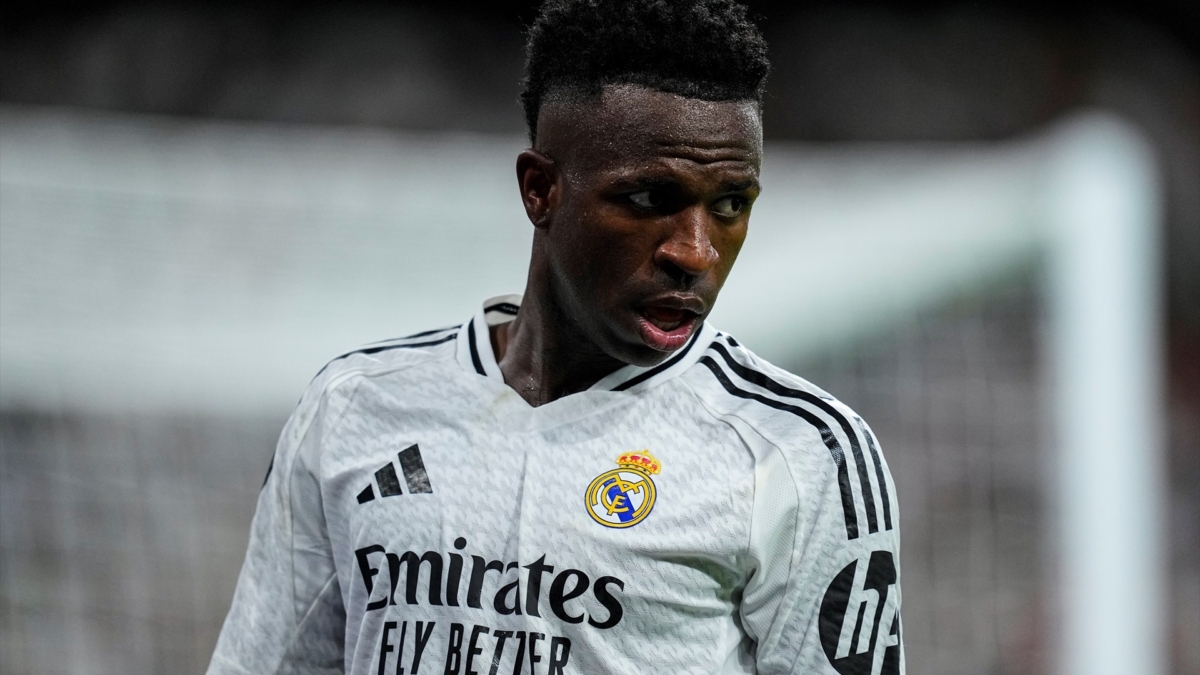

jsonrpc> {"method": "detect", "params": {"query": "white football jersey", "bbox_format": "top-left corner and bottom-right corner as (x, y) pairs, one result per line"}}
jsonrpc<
(209, 295), (904, 675)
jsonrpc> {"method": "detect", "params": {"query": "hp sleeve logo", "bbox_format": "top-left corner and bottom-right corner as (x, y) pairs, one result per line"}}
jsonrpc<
(818, 550), (902, 675)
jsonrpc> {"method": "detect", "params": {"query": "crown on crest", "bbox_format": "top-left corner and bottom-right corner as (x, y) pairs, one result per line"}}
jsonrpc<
(616, 450), (661, 475)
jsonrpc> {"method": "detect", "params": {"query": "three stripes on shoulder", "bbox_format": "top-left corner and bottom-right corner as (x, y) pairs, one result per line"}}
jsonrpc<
(701, 336), (894, 541)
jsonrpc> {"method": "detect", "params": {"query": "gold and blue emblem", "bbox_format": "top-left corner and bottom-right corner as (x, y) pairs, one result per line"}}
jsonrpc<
(585, 450), (661, 528)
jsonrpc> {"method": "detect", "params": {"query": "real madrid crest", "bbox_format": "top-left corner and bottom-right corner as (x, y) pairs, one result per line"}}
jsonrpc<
(585, 450), (661, 528)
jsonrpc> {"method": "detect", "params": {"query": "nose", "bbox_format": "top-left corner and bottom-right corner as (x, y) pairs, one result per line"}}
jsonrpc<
(654, 206), (719, 281)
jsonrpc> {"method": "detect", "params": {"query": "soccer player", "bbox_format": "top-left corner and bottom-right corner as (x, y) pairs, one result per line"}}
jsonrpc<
(208, 1), (903, 673)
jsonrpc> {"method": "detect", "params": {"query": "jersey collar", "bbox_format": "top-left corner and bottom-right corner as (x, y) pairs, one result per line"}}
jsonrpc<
(455, 294), (520, 381)
(455, 294), (717, 394)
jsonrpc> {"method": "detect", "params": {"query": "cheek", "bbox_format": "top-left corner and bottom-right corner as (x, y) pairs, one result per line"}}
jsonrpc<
(712, 224), (748, 278)
(562, 204), (654, 271)
(582, 224), (654, 296)
(550, 201), (644, 299)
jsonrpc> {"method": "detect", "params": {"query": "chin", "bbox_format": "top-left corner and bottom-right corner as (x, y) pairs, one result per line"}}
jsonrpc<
(596, 308), (700, 367)
(616, 344), (675, 368)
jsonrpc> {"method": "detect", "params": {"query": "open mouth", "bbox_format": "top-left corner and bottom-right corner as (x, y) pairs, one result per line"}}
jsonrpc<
(636, 306), (701, 351)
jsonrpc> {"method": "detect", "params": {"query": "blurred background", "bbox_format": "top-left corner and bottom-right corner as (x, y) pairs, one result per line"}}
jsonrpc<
(0, 1), (1197, 674)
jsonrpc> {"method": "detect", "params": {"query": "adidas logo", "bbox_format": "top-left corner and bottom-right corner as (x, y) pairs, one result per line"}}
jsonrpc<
(358, 444), (433, 503)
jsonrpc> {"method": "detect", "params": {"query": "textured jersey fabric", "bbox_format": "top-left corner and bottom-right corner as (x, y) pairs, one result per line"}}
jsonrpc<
(208, 295), (904, 675)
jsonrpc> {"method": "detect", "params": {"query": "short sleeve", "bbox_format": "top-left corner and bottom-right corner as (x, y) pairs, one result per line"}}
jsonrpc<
(739, 421), (905, 675)
(207, 375), (355, 675)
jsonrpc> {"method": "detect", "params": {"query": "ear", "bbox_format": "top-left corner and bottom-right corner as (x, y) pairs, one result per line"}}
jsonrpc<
(516, 149), (559, 230)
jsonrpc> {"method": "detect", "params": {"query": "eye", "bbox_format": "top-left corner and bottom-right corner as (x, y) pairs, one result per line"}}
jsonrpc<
(711, 196), (747, 218)
(628, 190), (663, 209)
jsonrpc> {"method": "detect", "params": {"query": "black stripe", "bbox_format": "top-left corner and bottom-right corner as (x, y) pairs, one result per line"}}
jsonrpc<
(405, 325), (460, 339)
(313, 332), (458, 379)
(261, 455), (274, 489)
(356, 484), (376, 504)
(397, 444), (433, 494)
(375, 463), (404, 497)
(467, 318), (486, 375)
(709, 341), (880, 534)
(699, 356), (859, 539)
(368, 325), (460, 344)
(612, 329), (702, 392)
(483, 302), (520, 315)
(854, 415), (892, 530)
(357, 333), (458, 356)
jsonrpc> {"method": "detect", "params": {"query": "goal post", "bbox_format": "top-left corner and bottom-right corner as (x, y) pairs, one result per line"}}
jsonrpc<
(1047, 114), (1165, 675)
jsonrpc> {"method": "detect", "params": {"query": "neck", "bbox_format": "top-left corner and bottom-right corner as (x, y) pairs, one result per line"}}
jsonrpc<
(494, 263), (625, 407)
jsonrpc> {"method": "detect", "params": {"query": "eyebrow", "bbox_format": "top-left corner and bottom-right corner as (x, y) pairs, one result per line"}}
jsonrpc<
(723, 179), (760, 193)
(608, 176), (761, 193)
(609, 177), (679, 191)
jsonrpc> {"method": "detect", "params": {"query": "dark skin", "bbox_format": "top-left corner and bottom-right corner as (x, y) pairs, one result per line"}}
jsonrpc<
(494, 84), (763, 407)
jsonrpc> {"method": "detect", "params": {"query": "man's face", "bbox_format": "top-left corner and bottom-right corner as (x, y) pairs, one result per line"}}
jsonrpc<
(524, 84), (762, 367)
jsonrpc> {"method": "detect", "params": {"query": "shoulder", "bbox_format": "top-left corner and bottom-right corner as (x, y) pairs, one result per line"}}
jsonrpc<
(310, 324), (461, 391)
(683, 332), (861, 446)
(683, 332), (895, 540)
(285, 325), (462, 438)
(264, 325), (462, 490)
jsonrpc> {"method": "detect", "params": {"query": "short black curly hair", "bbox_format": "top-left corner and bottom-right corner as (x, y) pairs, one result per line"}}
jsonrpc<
(521, 0), (770, 143)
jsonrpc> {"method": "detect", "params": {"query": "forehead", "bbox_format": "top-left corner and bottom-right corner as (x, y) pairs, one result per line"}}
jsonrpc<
(536, 84), (763, 173)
